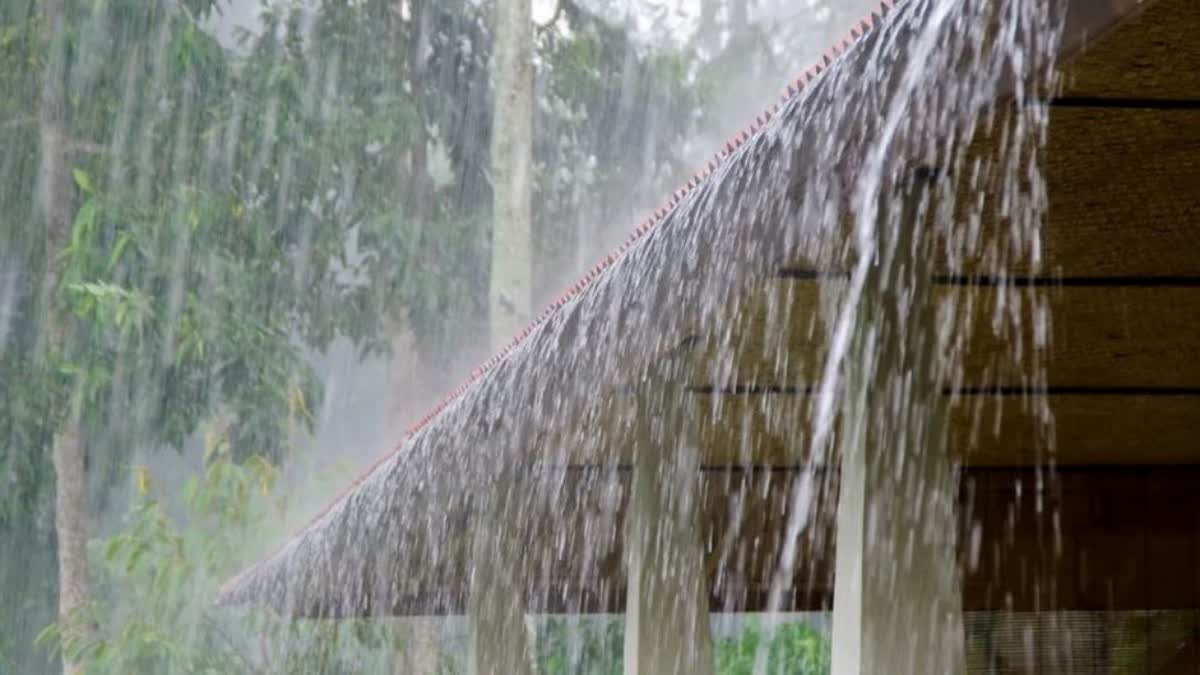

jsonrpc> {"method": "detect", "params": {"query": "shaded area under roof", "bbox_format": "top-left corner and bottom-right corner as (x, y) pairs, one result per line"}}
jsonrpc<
(215, 0), (1189, 618)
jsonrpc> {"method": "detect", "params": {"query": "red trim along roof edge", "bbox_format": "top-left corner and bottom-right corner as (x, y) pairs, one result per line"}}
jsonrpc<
(217, 0), (902, 602)
(396, 0), (897, 466)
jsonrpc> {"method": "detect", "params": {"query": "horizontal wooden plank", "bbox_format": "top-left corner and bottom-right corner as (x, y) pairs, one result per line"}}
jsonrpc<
(963, 393), (1200, 466)
(953, 284), (1200, 389)
(941, 105), (1200, 276)
(685, 390), (1200, 466)
(780, 105), (1200, 278)
(689, 280), (1200, 391)
(535, 274), (1200, 467)
(1059, 0), (1200, 100)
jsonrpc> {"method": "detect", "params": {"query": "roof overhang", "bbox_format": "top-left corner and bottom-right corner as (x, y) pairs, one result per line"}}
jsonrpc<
(217, 0), (1200, 617)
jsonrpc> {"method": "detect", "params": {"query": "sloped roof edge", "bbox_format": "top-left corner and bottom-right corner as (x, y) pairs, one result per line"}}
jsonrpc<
(215, 0), (902, 609)
(215, 0), (1149, 615)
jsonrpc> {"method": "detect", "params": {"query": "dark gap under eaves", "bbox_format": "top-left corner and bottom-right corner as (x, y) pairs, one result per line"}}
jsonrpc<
(931, 274), (1200, 288)
(687, 384), (1200, 397)
(776, 268), (1200, 288)
(1044, 96), (1200, 110)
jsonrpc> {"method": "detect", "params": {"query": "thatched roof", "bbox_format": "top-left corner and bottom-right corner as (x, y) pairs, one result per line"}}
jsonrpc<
(216, 0), (1195, 618)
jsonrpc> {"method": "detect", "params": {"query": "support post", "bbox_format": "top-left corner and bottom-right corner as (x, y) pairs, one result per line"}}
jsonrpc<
(467, 470), (534, 675)
(830, 171), (965, 675)
(623, 383), (715, 675)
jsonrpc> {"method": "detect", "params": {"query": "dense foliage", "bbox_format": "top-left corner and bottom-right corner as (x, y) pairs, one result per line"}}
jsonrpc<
(0, 0), (848, 671)
(37, 443), (397, 673)
(30, 454), (828, 673)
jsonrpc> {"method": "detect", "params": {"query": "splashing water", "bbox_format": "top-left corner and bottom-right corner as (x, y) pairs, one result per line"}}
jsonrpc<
(1, 0), (1094, 670)
(773, 0), (1062, 612)
(216, 1), (1067, 667)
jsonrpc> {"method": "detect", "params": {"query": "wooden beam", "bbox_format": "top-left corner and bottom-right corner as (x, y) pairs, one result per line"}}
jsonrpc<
(690, 280), (1200, 391)
(1060, 0), (1200, 100)
(772, 106), (1200, 278)
(682, 389), (1200, 467)
(958, 391), (1200, 466)
(945, 105), (1200, 277)
(676, 266), (1200, 467)
(950, 284), (1200, 389)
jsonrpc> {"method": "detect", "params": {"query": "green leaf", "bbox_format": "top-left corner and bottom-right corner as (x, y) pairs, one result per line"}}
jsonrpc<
(69, 199), (97, 249)
(108, 231), (132, 271)
(103, 537), (125, 562)
(71, 167), (94, 194)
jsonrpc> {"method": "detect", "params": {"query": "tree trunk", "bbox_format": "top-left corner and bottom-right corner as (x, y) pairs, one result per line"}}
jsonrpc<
(489, 0), (533, 349)
(39, 2), (90, 673)
(51, 423), (87, 674)
(407, 0), (434, 226)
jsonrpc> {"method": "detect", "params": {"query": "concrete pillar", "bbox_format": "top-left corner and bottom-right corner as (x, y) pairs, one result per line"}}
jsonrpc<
(623, 385), (716, 675)
(467, 470), (534, 675)
(830, 171), (965, 675)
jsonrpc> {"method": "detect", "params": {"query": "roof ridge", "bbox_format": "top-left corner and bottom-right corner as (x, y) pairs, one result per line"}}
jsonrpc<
(217, 0), (902, 603)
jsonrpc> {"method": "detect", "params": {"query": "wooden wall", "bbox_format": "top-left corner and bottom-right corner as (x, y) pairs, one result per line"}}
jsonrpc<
(510, 466), (1200, 615)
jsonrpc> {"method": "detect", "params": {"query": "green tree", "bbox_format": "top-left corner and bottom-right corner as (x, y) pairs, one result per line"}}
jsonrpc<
(536, 617), (623, 675)
(0, 0), (755, 671)
(715, 620), (831, 675)
(533, 615), (831, 674)
(2, 0), (427, 669)
(40, 439), (405, 674)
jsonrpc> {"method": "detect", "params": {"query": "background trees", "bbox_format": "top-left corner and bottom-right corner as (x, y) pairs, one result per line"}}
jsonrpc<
(0, 0), (870, 672)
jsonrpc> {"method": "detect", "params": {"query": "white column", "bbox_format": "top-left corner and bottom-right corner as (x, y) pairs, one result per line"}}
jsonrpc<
(830, 171), (965, 675)
(623, 386), (716, 675)
(468, 471), (534, 675)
